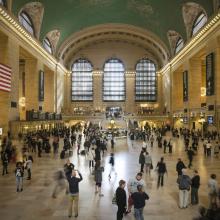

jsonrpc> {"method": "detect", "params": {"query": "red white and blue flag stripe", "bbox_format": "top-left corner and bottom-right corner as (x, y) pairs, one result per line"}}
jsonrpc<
(0, 63), (11, 92)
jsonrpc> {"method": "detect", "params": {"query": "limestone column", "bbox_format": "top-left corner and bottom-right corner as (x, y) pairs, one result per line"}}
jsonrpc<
(8, 37), (19, 121)
(25, 58), (39, 111)
(157, 73), (163, 114)
(205, 37), (219, 129)
(44, 68), (55, 112)
(93, 72), (102, 110)
(125, 72), (135, 113)
(188, 58), (202, 109)
(0, 33), (9, 135)
(172, 69), (183, 111)
(63, 73), (69, 114)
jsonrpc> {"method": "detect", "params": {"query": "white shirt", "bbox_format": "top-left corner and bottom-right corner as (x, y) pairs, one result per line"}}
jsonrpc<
(128, 178), (145, 194)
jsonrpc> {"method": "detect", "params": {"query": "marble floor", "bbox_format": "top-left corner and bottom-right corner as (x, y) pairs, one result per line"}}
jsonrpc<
(0, 132), (220, 220)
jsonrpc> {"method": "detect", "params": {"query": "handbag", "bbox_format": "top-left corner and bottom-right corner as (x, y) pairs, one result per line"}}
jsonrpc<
(112, 193), (117, 205)
(150, 163), (153, 169)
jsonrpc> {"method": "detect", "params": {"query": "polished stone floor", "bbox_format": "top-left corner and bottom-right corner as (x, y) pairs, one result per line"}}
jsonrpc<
(0, 131), (220, 220)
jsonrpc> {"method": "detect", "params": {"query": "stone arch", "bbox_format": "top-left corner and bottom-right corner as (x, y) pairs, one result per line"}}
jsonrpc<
(44, 29), (61, 54)
(18, 1), (44, 39)
(57, 24), (170, 70)
(182, 2), (207, 39)
(167, 30), (184, 56)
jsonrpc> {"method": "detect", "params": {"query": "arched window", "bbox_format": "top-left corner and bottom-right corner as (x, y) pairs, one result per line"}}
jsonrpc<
(135, 59), (157, 101)
(192, 13), (207, 36)
(71, 58), (93, 101)
(43, 37), (53, 54)
(103, 58), (125, 101)
(175, 38), (184, 54)
(18, 11), (35, 36)
(0, 0), (6, 7)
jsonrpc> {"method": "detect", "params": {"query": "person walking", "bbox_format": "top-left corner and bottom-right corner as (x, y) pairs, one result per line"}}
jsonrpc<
(208, 174), (219, 210)
(66, 169), (83, 218)
(156, 157), (167, 188)
(214, 141), (219, 158)
(87, 147), (95, 170)
(25, 155), (33, 180)
(116, 180), (127, 220)
(187, 147), (194, 168)
(206, 141), (212, 157)
(139, 150), (145, 173)
(109, 153), (117, 180)
(15, 162), (24, 192)
(111, 136), (115, 149)
(177, 169), (192, 209)
(145, 152), (152, 175)
(150, 135), (154, 148)
(126, 172), (145, 214)
(176, 158), (186, 176)
(94, 161), (104, 196)
(1, 151), (9, 175)
(163, 139), (167, 153)
(131, 185), (149, 220)
(191, 170), (200, 205)
(52, 170), (67, 198)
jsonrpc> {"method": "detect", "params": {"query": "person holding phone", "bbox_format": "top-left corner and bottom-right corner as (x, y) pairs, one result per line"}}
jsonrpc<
(66, 169), (83, 218)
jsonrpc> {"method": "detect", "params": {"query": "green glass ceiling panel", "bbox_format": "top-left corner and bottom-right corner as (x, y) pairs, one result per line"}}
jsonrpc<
(12, 0), (213, 48)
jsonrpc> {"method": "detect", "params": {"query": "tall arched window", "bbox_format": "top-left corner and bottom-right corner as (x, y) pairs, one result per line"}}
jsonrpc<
(175, 37), (184, 54)
(192, 13), (207, 36)
(18, 11), (35, 36)
(135, 59), (157, 101)
(103, 58), (125, 101)
(43, 37), (53, 54)
(71, 59), (93, 101)
(0, 0), (6, 7)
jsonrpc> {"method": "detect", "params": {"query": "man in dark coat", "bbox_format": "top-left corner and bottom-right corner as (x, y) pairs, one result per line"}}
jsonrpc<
(116, 180), (127, 220)
(176, 158), (186, 176)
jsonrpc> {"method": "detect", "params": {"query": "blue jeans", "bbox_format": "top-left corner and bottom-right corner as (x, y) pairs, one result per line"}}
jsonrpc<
(134, 208), (144, 220)
(16, 176), (23, 190)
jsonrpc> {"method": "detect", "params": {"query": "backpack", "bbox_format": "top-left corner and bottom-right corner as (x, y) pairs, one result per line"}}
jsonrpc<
(179, 175), (190, 190)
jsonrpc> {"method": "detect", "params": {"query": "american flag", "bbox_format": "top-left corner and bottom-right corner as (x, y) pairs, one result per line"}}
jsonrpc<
(0, 63), (11, 92)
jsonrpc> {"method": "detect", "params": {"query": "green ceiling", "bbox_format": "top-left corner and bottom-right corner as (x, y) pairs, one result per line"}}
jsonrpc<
(12, 0), (213, 49)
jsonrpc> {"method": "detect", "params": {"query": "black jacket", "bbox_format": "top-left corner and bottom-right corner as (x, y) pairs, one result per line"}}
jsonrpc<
(131, 191), (149, 209)
(67, 173), (83, 194)
(176, 161), (186, 175)
(191, 175), (200, 189)
(116, 187), (126, 208)
(157, 162), (167, 174)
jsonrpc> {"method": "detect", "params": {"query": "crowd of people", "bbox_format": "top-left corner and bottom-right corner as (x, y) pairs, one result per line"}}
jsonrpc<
(0, 123), (220, 219)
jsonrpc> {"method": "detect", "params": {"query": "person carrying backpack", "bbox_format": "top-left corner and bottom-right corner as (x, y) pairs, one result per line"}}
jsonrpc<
(177, 169), (192, 209)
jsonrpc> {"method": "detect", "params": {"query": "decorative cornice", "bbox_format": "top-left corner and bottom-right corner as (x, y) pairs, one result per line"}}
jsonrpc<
(0, 6), (68, 73)
(158, 13), (220, 75)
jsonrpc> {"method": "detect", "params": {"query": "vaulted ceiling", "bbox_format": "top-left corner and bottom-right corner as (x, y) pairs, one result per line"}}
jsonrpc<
(12, 0), (214, 50)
